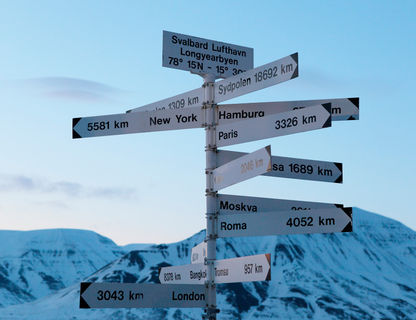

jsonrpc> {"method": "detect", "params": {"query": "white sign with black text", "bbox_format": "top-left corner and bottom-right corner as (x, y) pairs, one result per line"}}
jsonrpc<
(79, 282), (206, 309)
(216, 104), (331, 147)
(217, 97), (359, 123)
(73, 107), (204, 139)
(159, 253), (271, 284)
(163, 30), (254, 78)
(191, 241), (207, 264)
(217, 150), (343, 183)
(212, 145), (272, 191)
(126, 87), (204, 113)
(214, 53), (298, 103)
(217, 194), (343, 214)
(217, 207), (352, 238)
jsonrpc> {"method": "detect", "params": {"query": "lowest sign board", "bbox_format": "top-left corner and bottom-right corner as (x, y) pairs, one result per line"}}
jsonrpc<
(163, 30), (254, 78)
(80, 283), (206, 309)
(160, 253), (271, 285)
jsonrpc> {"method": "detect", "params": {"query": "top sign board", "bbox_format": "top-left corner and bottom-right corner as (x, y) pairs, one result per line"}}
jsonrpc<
(163, 31), (254, 78)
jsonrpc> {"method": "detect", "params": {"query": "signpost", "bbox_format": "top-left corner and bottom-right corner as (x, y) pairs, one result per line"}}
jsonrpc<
(217, 97), (359, 123)
(73, 107), (203, 139)
(217, 150), (343, 183)
(163, 30), (254, 79)
(73, 30), (359, 320)
(216, 104), (331, 147)
(217, 207), (352, 238)
(211, 145), (271, 191)
(126, 87), (204, 113)
(214, 53), (298, 104)
(217, 194), (343, 214)
(159, 254), (271, 284)
(79, 283), (206, 309)
(191, 241), (207, 264)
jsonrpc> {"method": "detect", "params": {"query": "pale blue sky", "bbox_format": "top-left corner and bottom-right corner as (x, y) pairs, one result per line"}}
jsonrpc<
(0, 1), (415, 244)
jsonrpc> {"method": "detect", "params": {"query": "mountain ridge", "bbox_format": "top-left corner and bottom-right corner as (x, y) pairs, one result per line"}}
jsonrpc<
(0, 208), (415, 319)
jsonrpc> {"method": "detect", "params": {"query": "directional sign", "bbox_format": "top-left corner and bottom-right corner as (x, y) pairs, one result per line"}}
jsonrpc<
(191, 241), (207, 264)
(212, 145), (271, 191)
(73, 107), (203, 139)
(163, 30), (254, 78)
(214, 53), (298, 104)
(217, 150), (342, 183)
(216, 104), (331, 147)
(217, 194), (343, 214)
(160, 254), (271, 284)
(217, 207), (352, 238)
(217, 97), (359, 123)
(126, 87), (204, 113)
(79, 283), (206, 309)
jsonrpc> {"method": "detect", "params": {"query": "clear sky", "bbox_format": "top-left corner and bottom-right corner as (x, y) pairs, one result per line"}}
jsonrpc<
(0, 1), (415, 245)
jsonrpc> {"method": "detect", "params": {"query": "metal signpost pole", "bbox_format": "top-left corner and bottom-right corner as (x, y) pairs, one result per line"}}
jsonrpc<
(203, 73), (217, 320)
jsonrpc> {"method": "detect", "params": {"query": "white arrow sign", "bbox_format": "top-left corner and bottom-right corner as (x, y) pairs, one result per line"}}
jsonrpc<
(126, 87), (204, 113)
(191, 241), (207, 264)
(163, 30), (254, 78)
(217, 150), (343, 183)
(217, 194), (343, 214)
(73, 107), (203, 139)
(217, 97), (359, 123)
(211, 145), (271, 191)
(216, 103), (331, 147)
(214, 53), (298, 103)
(217, 207), (352, 238)
(160, 253), (271, 284)
(79, 283), (206, 309)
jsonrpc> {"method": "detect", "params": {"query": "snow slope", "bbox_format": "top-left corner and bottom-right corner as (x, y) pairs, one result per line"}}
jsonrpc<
(1, 208), (415, 319)
(0, 229), (125, 307)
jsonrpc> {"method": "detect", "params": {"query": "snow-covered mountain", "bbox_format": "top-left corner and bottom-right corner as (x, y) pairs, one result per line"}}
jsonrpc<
(1, 208), (415, 319)
(0, 229), (125, 308)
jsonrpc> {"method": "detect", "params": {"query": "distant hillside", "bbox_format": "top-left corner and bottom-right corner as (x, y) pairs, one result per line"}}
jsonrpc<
(0, 229), (125, 307)
(1, 208), (415, 319)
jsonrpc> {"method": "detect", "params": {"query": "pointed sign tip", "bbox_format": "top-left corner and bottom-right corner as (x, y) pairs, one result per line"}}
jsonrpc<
(322, 102), (332, 128)
(72, 117), (82, 139)
(322, 103), (332, 113)
(290, 52), (298, 64)
(290, 53), (299, 79)
(342, 222), (353, 233)
(335, 162), (343, 172)
(79, 282), (92, 309)
(265, 253), (271, 281)
(72, 117), (81, 128)
(79, 296), (90, 309)
(335, 174), (343, 184)
(343, 207), (353, 219)
(323, 117), (331, 128)
(348, 97), (359, 109)
(80, 282), (92, 295)
(72, 129), (82, 139)
(341, 208), (353, 232)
